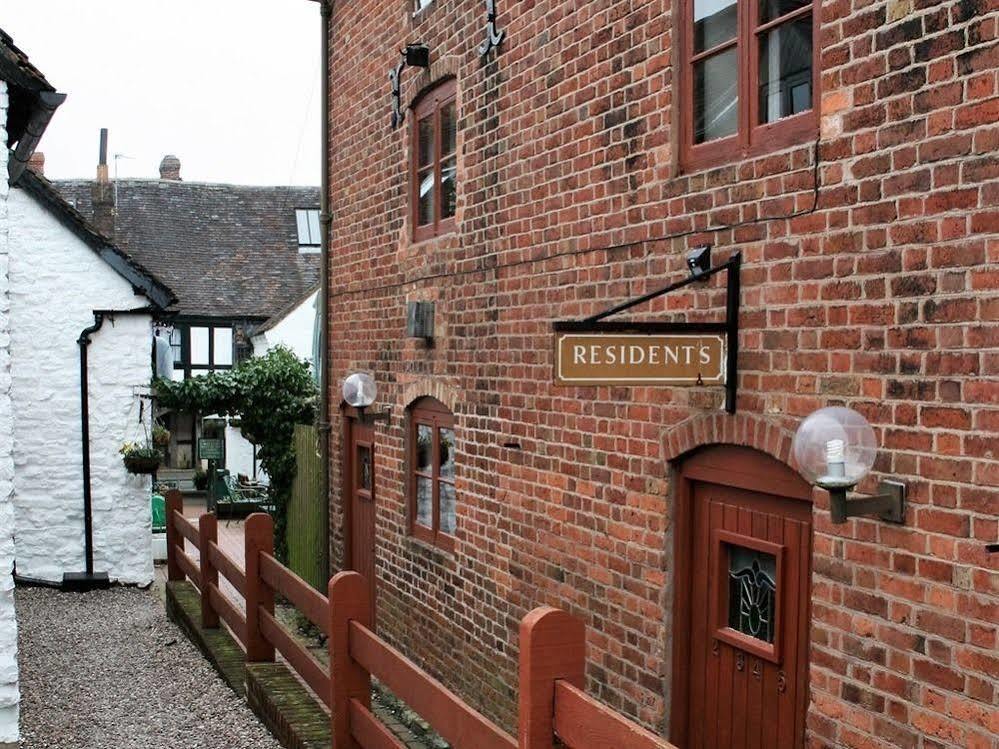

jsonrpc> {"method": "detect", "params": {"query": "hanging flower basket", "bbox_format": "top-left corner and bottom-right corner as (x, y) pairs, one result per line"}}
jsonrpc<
(123, 454), (161, 475)
(120, 442), (161, 475)
(152, 425), (171, 447)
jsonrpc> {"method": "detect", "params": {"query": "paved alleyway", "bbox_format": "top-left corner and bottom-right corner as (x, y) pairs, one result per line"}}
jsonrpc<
(15, 586), (280, 749)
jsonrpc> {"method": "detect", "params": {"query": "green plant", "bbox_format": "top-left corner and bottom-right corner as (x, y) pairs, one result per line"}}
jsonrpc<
(154, 346), (317, 561)
(120, 442), (162, 475)
(152, 424), (171, 447)
(193, 468), (209, 491)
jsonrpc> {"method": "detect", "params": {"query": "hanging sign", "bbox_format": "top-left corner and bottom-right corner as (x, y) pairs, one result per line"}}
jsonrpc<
(555, 333), (726, 386)
(551, 249), (741, 412)
(198, 438), (224, 461)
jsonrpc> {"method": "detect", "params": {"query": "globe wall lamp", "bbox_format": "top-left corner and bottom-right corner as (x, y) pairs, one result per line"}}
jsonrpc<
(342, 372), (390, 422)
(792, 406), (906, 524)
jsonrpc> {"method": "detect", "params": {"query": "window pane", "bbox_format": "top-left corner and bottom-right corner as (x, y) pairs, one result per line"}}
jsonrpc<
(308, 209), (321, 244)
(418, 116), (435, 168)
(441, 101), (457, 156)
(439, 481), (455, 535)
(418, 168), (435, 226)
(439, 428), (455, 480)
(441, 157), (457, 220)
(415, 0), (432, 11)
(416, 424), (433, 473)
(759, 0), (809, 24)
(694, 48), (738, 143)
(727, 546), (777, 643)
(759, 15), (812, 124)
(213, 328), (233, 366)
(358, 445), (371, 491)
(694, 0), (737, 53)
(416, 476), (433, 528)
(190, 327), (210, 365)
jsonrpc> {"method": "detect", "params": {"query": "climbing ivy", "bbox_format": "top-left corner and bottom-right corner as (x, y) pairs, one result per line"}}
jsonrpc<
(154, 346), (317, 561)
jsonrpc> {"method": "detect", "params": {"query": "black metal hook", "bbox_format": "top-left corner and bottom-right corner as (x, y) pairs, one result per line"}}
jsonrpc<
(478, 0), (506, 58)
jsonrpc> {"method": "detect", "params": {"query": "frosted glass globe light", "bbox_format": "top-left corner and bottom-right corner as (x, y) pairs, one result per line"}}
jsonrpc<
(792, 407), (877, 489)
(342, 372), (377, 408)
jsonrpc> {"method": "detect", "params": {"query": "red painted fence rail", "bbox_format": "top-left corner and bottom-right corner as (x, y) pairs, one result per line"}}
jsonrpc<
(163, 491), (676, 749)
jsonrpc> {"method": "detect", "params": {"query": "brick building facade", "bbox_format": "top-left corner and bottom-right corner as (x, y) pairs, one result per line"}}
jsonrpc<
(325, 0), (998, 746)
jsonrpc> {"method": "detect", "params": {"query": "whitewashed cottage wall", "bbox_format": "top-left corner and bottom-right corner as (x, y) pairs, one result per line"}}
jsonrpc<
(7, 187), (154, 585)
(0, 79), (21, 748)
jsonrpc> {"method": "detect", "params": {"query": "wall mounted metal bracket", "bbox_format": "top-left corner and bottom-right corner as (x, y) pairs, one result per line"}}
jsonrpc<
(478, 0), (506, 58)
(553, 250), (741, 413)
(390, 44), (431, 128)
(829, 480), (906, 524)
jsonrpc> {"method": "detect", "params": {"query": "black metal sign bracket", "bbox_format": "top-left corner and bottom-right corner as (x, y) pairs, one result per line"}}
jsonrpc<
(478, 0), (506, 58)
(553, 250), (742, 413)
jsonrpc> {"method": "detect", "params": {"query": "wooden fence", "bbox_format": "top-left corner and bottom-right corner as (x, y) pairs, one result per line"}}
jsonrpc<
(288, 423), (327, 591)
(164, 490), (676, 749)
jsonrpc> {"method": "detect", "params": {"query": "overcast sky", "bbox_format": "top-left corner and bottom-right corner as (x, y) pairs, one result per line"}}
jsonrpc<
(3, 0), (321, 185)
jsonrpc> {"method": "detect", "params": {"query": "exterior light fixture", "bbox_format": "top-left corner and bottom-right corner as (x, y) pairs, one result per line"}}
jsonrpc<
(686, 245), (711, 278)
(792, 406), (906, 524)
(390, 44), (431, 128)
(342, 372), (377, 409)
(342, 372), (390, 423)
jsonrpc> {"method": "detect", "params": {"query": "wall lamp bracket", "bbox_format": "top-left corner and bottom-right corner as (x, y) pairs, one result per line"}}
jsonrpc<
(828, 480), (906, 525)
(390, 44), (431, 128)
(478, 0), (506, 58)
(357, 406), (391, 425)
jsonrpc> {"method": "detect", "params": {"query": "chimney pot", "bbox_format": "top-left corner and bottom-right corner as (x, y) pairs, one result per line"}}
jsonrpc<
(27, 152), (45, 176)
(159, 155), (181, 181)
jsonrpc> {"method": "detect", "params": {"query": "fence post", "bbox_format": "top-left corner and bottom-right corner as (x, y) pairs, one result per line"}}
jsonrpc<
(244, 512), (275, 662)
(518, 607), (586, 749)
(198, 512), (219, 628)
(164, 490), (184, 582)
(329, 571), (372, 749)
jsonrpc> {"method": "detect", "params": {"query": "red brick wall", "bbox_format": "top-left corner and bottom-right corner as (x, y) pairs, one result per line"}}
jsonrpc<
(326, 0), (998, 745)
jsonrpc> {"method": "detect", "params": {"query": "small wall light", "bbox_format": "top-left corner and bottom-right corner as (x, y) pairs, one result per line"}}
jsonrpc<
(342, 372), (377, 409)
(792, 406), (906, 524)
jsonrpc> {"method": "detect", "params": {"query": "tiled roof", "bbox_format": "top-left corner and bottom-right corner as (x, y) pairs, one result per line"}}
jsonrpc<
(0, 27), (54, 96)
(15, 168), (176, 310)
(55, 179), (321, 319)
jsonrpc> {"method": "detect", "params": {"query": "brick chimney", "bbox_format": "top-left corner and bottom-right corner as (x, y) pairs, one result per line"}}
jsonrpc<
(27, 152), (44, 176)
(91, 128), (115, 237)
(159, 154), (181, 181)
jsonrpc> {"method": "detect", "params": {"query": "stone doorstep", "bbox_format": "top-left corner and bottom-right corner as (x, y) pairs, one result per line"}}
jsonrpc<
(166, 581), (431, 749)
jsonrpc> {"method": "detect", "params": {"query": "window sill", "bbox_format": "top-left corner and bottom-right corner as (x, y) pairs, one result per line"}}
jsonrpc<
(681, 110), (817, 175)
(405, 534), (456, 560)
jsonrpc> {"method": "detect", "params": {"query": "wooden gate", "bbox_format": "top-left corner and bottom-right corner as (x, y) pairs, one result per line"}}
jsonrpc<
(287, 423), (327, 591)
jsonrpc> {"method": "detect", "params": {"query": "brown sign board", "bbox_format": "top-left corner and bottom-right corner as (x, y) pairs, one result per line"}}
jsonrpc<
(554, 333), (726, 386)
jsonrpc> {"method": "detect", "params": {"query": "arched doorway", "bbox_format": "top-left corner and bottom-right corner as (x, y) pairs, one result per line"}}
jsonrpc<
(670, 445), (813, 749)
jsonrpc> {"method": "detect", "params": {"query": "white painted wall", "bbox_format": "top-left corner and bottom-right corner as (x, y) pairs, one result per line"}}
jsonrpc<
(251, 288), (317, 361)
(224, 421), (264, 483)
(0, 79), (21, 747)
(7, 185), (155, 586)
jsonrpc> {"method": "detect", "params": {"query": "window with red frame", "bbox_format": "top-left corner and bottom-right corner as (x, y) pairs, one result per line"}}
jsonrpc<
(409, 397), (456, 550)
(411, 79), (457, 242)
(681, 0), (817, 170)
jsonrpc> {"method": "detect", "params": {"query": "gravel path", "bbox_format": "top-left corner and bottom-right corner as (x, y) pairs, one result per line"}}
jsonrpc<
(16, 586), (281, 749)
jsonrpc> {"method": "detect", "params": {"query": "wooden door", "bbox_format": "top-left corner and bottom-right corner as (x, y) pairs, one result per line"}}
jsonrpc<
(346, 415), (376, 616)
(672, 446), (812, 749)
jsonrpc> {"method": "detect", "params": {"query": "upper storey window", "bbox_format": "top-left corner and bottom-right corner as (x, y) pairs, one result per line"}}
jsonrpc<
(414, 0), (433, 11)
(411, 79), (457, 242)
(296, 208), (321, 253)
(682, 0), (816, 170)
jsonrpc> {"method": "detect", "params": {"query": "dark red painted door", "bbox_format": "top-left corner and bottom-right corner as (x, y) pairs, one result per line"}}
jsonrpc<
(348, 417), (376, 617)
(675, 447), (812, 749)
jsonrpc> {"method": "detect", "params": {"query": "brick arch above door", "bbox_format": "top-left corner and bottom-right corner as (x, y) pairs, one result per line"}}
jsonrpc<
(662, 412), (797, 469)
(399, 378), (460, 414)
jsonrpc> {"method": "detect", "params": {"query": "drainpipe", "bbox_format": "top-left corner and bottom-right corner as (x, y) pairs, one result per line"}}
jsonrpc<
(316, 0), (333, 585)
(63, 307), (155, 592)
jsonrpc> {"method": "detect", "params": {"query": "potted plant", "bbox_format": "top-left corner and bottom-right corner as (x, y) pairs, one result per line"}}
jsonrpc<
(152, 424), (171, 448)
(193, 468), (209, 491)
(120, 442), (161, 475)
